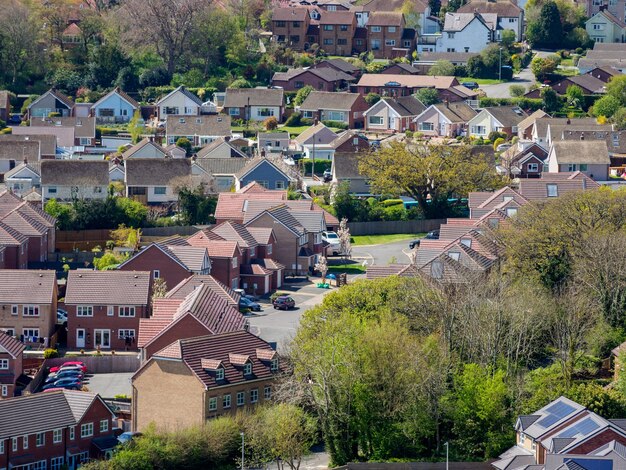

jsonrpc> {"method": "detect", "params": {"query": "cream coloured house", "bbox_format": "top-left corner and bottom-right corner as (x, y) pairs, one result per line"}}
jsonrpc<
(585, 10), (626, 44)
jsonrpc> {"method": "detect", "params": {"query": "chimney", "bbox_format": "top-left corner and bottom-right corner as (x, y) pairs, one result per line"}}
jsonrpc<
(580, 134), (585, 140)
(444, 99), (449, 108)
(566, 118), (571, 124)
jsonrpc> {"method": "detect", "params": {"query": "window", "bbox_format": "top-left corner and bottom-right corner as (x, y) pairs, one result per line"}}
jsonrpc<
(118, 306), (135, 317)
(237, 391), (245, 406)
(36, 432), (45, 447)
(244, 362), (252, 375)
(290, 35), (300, 43)
(446, 48), (456, 52)
(153, 270), (160, 279)
(23, 305), (39, 316)
(460, 238), (472, 248)
(257, 180), (269, 189)
(11, 305), (17, 316)
(264, 385), (272, 399)
(292, 21), (301, 27)
(163, 106), (179, 115)
(0, 439), (3, 454)
(229, 108), (240, 116)
(209, 397), (218, 411)
(470, 125), (486, 135)
(388, 26), (396, 32)
(613, 133), (620, 147)
(520, 433), (525, 444)
(1, 385), (7, 396)
(0, 359), (8, 369)
(327, 4), (337, 10)
(327, 111), (345, 121)
(118, 329), (135, 339)
(77, 305), (93, 317)
(580, 164), (588, 171)
(276, 20), (286, 27)
(271, 358), (279, 372)
(337, 38), (347, 45)
(69, 426), (75, 440)
(506, 208), (518, 217)
(53, 429), (62, 444)
(81, 422), (94, 438)
(356, 39), (363, 46)
(371, 26), (381, 32)
(430, 260), (443, 279)
(340, 24), (348, 31)
(447, 32), (455, 39)
(371, 39), (381, 50)
(154, 187), (167, 195)
(275, 181), (285, 189)
(100, 419), (109, 433)
(528, 163), (539, 172)
(267, 245), (272, 255)
(295, 81), (304, 89)
(593, 23), (603, 30)
(419, 122), (434, 131)
(216, 367), (225, 380)
(404, 40), (411, 47)
(23, 435), (28, 449)
(368, 116), (384, 125)
(323, 24), (334, 31)
(107, 306), (114, 316)
(23, 328), (39, 338)
(223, 394), (231, 409)
(547, 184), (558, 197)
(449, 252), (460, 261)
(323, 38), (334, 45)
(303, 110), (313, 118)
(567, 164), (578, 172)
(250, 389), (258, 403)
(12, 437), (17, 452)
(257, 108), (274, 117)
(51, 457), (65, 470)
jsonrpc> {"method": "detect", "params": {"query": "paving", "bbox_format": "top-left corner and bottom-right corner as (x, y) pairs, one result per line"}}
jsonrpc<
(84, 372), (133, 399)
(351, 239), (414, 266)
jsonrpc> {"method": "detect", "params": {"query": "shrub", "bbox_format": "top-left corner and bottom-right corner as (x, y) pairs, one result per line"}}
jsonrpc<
(284, 112), (302, 127)
(0, 128), (11, 135)
(493, 137), (505, 150)
(381, 198), (404, 207)
(321, 120), (348, 129)
(509, 84), (526, 97)
(44, 349), (59, 359)
(405, 130), (414, 138)
(488, 131), (507, 142)
(264, 116), (278, 131)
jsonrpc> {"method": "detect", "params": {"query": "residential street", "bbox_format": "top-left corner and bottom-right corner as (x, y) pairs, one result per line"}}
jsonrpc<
(479, 64), (536, 98)
(351, 239), (413, 266)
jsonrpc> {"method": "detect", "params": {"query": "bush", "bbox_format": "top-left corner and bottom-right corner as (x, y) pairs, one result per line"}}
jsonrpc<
(44, 349), (59, 359)
(264, 116), (278, 131)
(488, 131), (507, 142)
(0, 128), (11, 135)
(405, 130), (414, 138)
(302, 159), (332, 176)
(381, 198), (404, 207)
(509, 84), (526, 97)
(284, 112), (302, 127)
(321, 120), (348, 129)
(493, 137), (505, 150)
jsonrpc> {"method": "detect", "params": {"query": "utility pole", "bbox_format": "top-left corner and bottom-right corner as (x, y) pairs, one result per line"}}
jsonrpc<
(444, 441), (449, 470)
(241, 432), (245, 470)
(312, 130), (316, 179)
(499, 47), (503, 82)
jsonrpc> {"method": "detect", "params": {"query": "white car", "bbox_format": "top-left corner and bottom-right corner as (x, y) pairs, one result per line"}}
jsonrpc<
(322, 231), (341, 255)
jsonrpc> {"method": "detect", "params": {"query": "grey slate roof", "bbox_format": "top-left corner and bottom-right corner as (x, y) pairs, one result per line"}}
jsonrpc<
(156, 86), (202, 107)
(550, 140), (610, 165)
(0, 134), (56, 156)
(224, 88), (284, 108)
(0, 332), (26, 358)
(125, 158), (192, 186)
(482, 106), (528, 127)
(273, 67), (355, 83)
(166, 114), (231, 137)
(315, 58), (361, 74)
(333, 152), (363, 179)
(195, 158), (249, 175)
(299, 91), (362, 111)
(41, 160), (109, 186)
(65, 270), (151, 305)
(457, 0), (522, 16)
(0, 140), (39, 161)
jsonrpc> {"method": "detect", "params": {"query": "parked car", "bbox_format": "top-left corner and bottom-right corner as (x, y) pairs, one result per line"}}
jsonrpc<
(408, 239), (421, 249)
(239, 297), (262, 312)
(7, 114), (21, 125)
(425, 230), (440, 240)
(45, 370), (84, 384)
(496, 143), (512, 152)
(118, 432), (143, 445)
(322, 231), (341, 255)
(323, 169), (332, 182)
(50, 361), (87, 374)
(42, 378), (82, 391)
(273, 295), (296, 310)
(462, 81), (479, 90)
(56, 308), (68, 324)
(43, 387), (66, 393)
(233, 289), (259, 301)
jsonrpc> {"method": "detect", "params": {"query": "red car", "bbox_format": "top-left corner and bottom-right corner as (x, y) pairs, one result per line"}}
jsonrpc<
(273, 295), (296, 310)
(49, 361), (87, 374)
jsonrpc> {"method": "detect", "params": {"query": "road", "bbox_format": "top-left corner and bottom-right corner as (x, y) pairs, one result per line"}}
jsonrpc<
(351, 239), (413, 266)
(479, 49), (550, 98)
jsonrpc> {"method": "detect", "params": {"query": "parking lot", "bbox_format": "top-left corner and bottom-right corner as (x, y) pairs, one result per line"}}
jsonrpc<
(86, 373), (133, 398)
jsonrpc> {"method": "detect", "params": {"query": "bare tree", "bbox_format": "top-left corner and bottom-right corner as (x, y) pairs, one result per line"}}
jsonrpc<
(314, 256), (328, 284)
(0, 1), (40, 84)
(337, 218), (352, 260)
(151, 278), (168, 303)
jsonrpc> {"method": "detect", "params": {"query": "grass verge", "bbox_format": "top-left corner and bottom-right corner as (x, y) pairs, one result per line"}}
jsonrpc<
(328, 263), (367, 275)
(351, 233), (424, 246)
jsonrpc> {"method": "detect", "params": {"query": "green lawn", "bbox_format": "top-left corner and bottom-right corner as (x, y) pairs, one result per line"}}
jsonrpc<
(460, 77), (507, 85)
(231, 125), (341, 137)
(328, 263), (367, 275)
(560, 58), (575, 67)
(351, 233), (425, 246)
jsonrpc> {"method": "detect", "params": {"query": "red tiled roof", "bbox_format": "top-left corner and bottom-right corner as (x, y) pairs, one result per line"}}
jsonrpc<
(0, 332), (26, 359)
(241, 264), (272, 276)
(187, 232), (241, 258)
(165, 274), (240, 308)
(65, 271), (151, 306)
(215, 191), (286, 221)
(210, 221), (259, 249)
(244, 227), (274, 245)
(0, 221), (28, 246)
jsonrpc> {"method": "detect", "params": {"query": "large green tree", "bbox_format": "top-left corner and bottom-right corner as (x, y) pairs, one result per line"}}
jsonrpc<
(526, 1), (563, 47)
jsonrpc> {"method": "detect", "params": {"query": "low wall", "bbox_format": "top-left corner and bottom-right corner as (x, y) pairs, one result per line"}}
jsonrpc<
(45, 354), (140, 374)
(347, 219), (447, 236)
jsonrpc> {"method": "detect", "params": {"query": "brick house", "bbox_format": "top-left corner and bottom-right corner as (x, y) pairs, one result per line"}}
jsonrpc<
(222, 88), (285, 123)
(299, 91), (369, 128)
(132, 331), (281, 431)
(367, 12), (406, 59)
(354, 74), (463, 100)
(271, 68), (355, 92)
(0, 390), (117, 470)
(319, 11), (357, 56)
(0, 270), (57, 348)
(313, 58), (362, 78)
(64, 270), (151, 351)
(499, 142), (549, 178)
(186, 232), (242, 289)
(272, 8), (311, 51)
(0, 333), (25, 399)
(0, 222), (28, 269)
(137, 282), (246, 363)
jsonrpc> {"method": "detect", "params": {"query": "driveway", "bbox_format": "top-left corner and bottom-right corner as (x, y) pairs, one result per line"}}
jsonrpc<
(85, 373), (133, 399)
(479, 50), (539, 98)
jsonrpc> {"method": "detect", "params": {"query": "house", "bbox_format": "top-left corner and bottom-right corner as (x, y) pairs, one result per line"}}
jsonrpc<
(354, 74), (467, 102)
(467, 106), (528, 138)
(577, 43), (626, 73)
(90, 87), (139, 124)
(364, 96), (427, 132)
(381, 63), (421, 75)
(0, 194), (55, 255)
(367, 12), (407, 59)
(26, 89), (74, 118)
(0, 140), (39, 175)
(529, 117), (603, 147)
(586, 0), (626, 30)
(313, 58), (362, 78)
(331, 151), (372, 195)
(0, 390), (117, 470)
(118, 242), (211, 292)
(40, 160), (109, 204)
(413, 101), (477, 137)
(16, 117), (96, 148)
(1, 204), (51, 263)
(271, 7), (311, 51)
(109, 162), (125, 182)
(193, 158), (249, 192)
(166, 114), (231, 147)
(223, 88), (285, 123)
(524, 74), (607, 98)
(156, 86), (202, 120)
(319, 11), (357, 56)
(516, 109), (549, 140)
(586, 65), (622, 83)
(65, 270), (151, 351)
(299, 91), (369, 128)
(214, 185), (287, 224)
(499, 141), (549, 178)
(294, 122), (340, 159)
(196, 137), (248, 159)
(494, 396), (626, 468)
(235, 156), (294, 190)
(586, 10), (626, 44)
(133, 331), (281, 430)
(0, 91), (10, 122)
(0, 223), (28, 269)
(137, 280), (246, 362)
(62, 21), (82, 45)
(547, 140), (610, 180)
(257, 132), (290, 153)
(440, 12), (495, 54)
(330, 130), (370, 155)
(0, 332), (25, 399)
(0, 270), (57, 348)
(457, 0), (524, 40)
(125, 158), (192, 204)
(413, 51), (479, 74)
(270, 67), (355, 92)
(0, 134), (57, 160)
(187, 233), (243, 289)
(121, 138), (168, 160)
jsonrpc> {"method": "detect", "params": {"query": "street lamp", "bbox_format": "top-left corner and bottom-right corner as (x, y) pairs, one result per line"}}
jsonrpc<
(499, 47), (503, 82)
(241, 432), (245, 470)
(444, 441), (449, 470)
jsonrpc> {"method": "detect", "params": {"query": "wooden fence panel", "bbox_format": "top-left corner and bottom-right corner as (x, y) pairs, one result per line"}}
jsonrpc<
(347, 219), (447, 236)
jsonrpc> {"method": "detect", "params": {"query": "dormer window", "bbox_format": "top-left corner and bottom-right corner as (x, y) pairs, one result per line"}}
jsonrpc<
(503, 196), (513, 202)
(244, 362), (252, 375)
(215, 367), (224, 380)
(460, 238), (471, 248)
(271, 358), (279, 372)
(449, 252), (460, 261)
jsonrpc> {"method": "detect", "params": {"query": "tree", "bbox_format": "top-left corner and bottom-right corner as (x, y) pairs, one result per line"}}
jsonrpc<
(358, 143), (505, 218)
(365, 92), (381, 106)
(565, 84), (584, 108)
(176, 137), (193, 156)
(0, 1), (40, 85)
(593, 94), (621, 118)
(530, 57), (558, 82)
(612, 107), (626, 130)
(93, 252), (127, 270)
(110, 225), (141, 250)
(177, 185), (217, 224)
(428, 60), (455, 76)
(337, 217), (352, 259)
(264, 116), (278, 131)
(428, 0), (442, 15)
(314, 256), (328, 283)
(414, 88), (440, 106)
(541, 88), (560, 113)
(44, 199), (74, 230)
(294, 85), (314, 106)
(151, 278), (168, 303)
(500, 29), (516, 49)
(526, 1), (563, 48)
(128, 110), (144, 144)
(607, 75), (626, 105)
(509, 84), (526, 97)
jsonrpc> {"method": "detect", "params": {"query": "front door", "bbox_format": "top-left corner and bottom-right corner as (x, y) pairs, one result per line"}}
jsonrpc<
(277, 270), (282, 288)
(76, 329), (85, 348)
(440, 122), (446, 136)
(94, 329), (111, 349)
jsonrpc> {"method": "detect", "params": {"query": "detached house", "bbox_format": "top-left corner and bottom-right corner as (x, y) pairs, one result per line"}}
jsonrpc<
(364, 96), (427, 132)
(122, 138), (168, 160)
(547, 140), (610, 180)
(457, 0), (524, 40)
(299, 91), (369, 128)
(133, 331), (281, 430)
(586, 10), (626, 44)
(0, 270), (58, 348)
(166, 114), (231, 147)
(27, 89), (74, 118)
(440, 12), (494, 53)
(156, 86), (202, 120)
(40, 160), (109, 204)
(65, 270), (151, 351)
(223, 88), (285, 123)
(499, 141), (549, 178)
(90, 87), (139, 124)
(319, 11), (357, 56)
(367, 12), (407, 59)
(294, 122), (339, 159)
(16, 117), (96, 148)
(467, 106), (528, 138)
(0, 333), (25, 399)
(235, 157), (294, 190)
(125, 158), (192, 204)
(414, 101), (477, 137)
(270, 67), (355, 92)
(271, 7), (311, 51)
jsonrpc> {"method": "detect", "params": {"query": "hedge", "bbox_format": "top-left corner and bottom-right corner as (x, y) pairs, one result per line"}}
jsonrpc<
(302, 159), (332, 176)
(322, 120), (349, 130)
(478, 97), (544, 111)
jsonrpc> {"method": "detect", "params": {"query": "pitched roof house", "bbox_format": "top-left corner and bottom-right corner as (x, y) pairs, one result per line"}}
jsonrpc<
(186, 234), (244, 289)
(166, 114), (231, 147)
(40, 160), (109, 204)
(156, 86), (203, 120)
(121, 139), (169, 160)
(271, 67), (355, 92)
(0, 91), (10, 122)
(14, 117), (96, 148)
(299, 91), (369, 128)
(547, 140), (610, 180)
(64, 270), (151, 351)
(90, 87), (139, 124)
(0, 332), (25, 399)
(223, 88), (285, 122)
(331, 151), (372, 195)
(364, 96), (427, 132)
(125, 158), (192, 204)
(235, 157), (294, 191)
(457, 0), (524, 39)
(414, 101), (477, 137)
(354, 74), (469, 103)
(133, 331), (280, 430)
(467, 106), (528, 138)
(27, 89), (74, 118)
